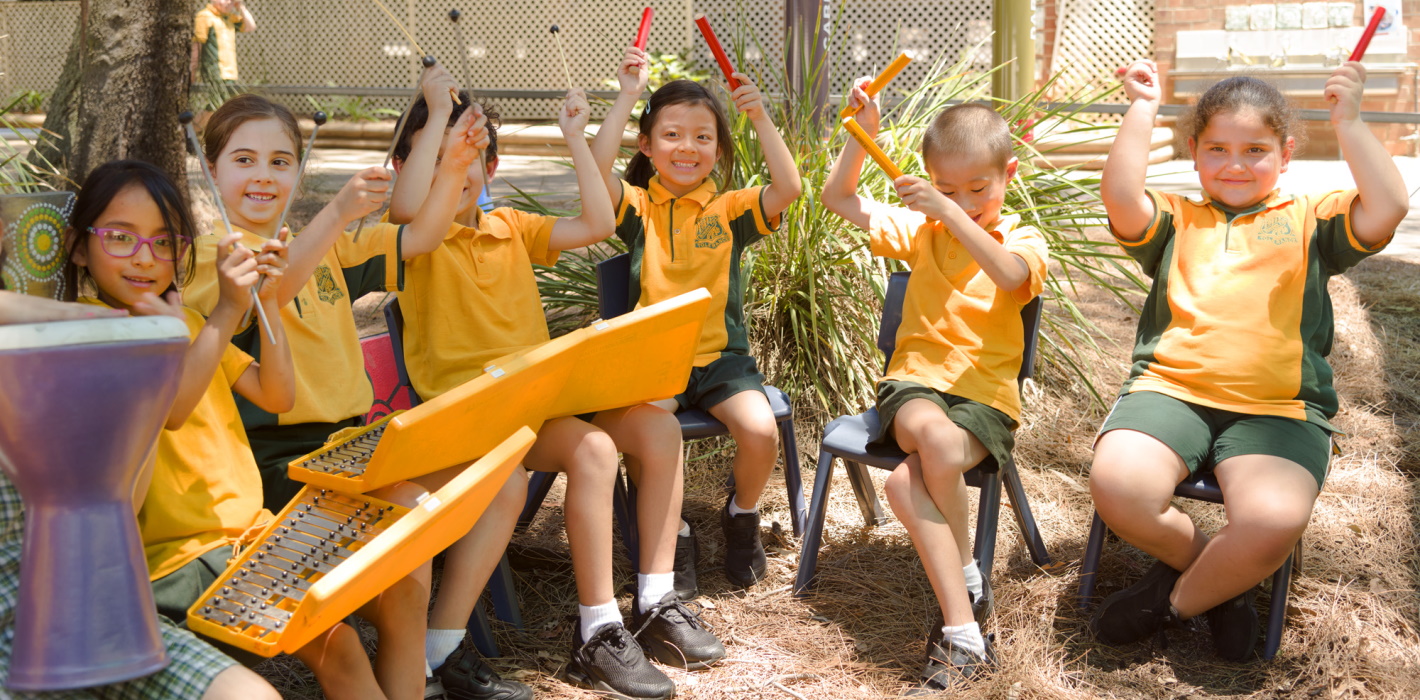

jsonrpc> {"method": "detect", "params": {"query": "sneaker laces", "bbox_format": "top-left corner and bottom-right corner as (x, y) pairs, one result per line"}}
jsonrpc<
(632, 598), (713, 637)
(585, 624), (643, 666)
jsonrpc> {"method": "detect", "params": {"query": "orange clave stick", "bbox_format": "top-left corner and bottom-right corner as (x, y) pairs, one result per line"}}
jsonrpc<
(1349, 7), (1386, 62)
(841, 117), (903, 179)
(694, 14), (741, 90)
(840, 52), (912, 118)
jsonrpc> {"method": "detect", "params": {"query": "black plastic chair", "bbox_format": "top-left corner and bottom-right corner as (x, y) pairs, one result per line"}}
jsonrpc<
(793, 271), (1054, 596)
(1077, 469), (1307, 660)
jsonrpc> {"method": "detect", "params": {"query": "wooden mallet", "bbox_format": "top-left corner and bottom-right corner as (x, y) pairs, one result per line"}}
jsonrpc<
(841, 116), (904, 179)
(550, 25), (575, 91)
(178, 110), (275, 344)
(354, 55), (440, 243)
(841, 52), (912, 118)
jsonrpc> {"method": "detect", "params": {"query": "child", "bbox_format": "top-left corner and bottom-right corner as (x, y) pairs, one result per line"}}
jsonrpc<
(821, 81), (1048, 691)
(63, 159), (429, 700)
(0, 238), (278, 699)
(591, 47), (803, 590)
(1089, 61), (1405, 660)
(385, 82), (722, 700)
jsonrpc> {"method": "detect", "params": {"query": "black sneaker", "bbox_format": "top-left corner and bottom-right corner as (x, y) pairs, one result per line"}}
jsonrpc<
(564, 622), (675, 700)
(434, 642), (532, 700)
(424, 676), (449, 699)
(907, 631), (995, 695)
(673, 524), (699, 600)
(719, 495), (767, 588)
(632, 591), (726, 670)
(1207, 590), (1259, 661)
(1089, 560), (1182, 646)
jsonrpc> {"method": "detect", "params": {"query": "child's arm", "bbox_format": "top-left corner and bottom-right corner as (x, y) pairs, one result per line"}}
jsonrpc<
(822, 77), (885, 230)
(590, 47), (650, 209)
(547, 89), (615, 251)
(1327, 61), (1409, 245)
(1100, 59), (1162, 241)
(231, 236), (295, 413)
(388, 64), (461, 224)
(0, 291), (126, 324)
(277, 165), (392, 305)
(399, 107), (489, 258)
(732, 72), (803, 219)
(894, 175), (1031, 293)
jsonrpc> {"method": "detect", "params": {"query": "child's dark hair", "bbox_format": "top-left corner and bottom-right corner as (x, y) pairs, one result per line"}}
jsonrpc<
(62, 160), (198, 301)
(625, 80), (735, 189)
(391, 91), (500, 164)
(203, 93), (304, 163)
(1179, 76), (1305, 152)
(922, 103), (1014, 169)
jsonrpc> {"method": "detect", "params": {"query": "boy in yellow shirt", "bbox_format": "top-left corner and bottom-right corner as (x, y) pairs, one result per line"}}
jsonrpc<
(822, 86), (1048, 693)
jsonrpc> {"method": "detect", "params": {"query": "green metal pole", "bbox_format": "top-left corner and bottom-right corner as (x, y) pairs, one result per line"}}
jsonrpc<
(992, 0), (1036, 101)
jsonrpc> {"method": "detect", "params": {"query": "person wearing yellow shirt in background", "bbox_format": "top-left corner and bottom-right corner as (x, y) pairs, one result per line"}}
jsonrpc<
(192, 0), (256, 87)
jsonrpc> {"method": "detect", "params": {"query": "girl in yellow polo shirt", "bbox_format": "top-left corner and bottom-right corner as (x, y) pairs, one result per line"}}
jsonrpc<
(1091, 61), (1406, 660)
(591, 46), (803, 591)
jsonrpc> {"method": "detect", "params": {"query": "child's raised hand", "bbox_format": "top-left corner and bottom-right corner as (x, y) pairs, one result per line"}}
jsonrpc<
(420, 64), (461, 113)
(1325, 61), (1365, 124)
(558, 88), (591, 138)
(618, 46), (650, 97)
(129, 290), (187, 322)
(894, 175), (958, 223)
(335, 166), (392, 223)
(730, 73), (767, 120)
(254, 228), (289, 302)
(214, 232), (259, 313)
(1121, 59), (1162, 103)
(440, 106), (487, 171)
(848, 76), (881, 136)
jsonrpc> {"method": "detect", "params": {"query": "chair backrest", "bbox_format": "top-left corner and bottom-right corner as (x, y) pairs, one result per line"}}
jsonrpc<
(359, 332), (418, 422)
(596, 253), (634, 320)
(878, 270), (1045, 387)
(381, 297), (422, 406)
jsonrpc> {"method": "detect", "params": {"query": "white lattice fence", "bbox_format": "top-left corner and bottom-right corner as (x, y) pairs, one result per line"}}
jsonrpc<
(1050, 0), (1154, 117)
(0, 2), (80, 106)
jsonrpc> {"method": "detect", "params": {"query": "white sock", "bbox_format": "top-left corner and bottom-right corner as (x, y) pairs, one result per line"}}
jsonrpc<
(727, 497), (758, 516)
(963, 561), (983, 600)
(637, 571), (675, 613)
(425, 661), (434, 678)
(940, 622), (986, 658)
(579, 600), (622, 639)
(425, 628), (464, 670)
(678, 520), (691, 537)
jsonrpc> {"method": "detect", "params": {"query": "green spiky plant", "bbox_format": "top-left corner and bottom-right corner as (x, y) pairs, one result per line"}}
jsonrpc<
(0, 93), (68, 192)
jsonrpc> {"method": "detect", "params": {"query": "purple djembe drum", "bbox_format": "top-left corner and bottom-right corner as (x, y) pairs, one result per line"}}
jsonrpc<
(0, 314), (190, 690)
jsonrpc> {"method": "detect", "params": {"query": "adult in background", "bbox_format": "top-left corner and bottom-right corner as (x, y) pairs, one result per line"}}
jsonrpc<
(191, 0), (256, 89)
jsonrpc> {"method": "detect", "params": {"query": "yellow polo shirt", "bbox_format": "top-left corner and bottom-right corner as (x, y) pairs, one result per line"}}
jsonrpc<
(79, 298), (271, 581)
(1116, 188), (1390, 421)
(395, 208), (558, 400)
(193, 6), (243, 81)
(183, 222), (401, 429)
(870, 209), (1049, 423)
(614, 176), (778, 366)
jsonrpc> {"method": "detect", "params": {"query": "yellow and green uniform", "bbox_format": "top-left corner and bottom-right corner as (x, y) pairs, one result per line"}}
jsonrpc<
(390, 209), (558, 400)
(183, 222), (400, 509)
(614, 176), (778, 368)
(1117, 188), (1389, 425)
(870, 208), (1049, 425)
(193, 5), (244, 82)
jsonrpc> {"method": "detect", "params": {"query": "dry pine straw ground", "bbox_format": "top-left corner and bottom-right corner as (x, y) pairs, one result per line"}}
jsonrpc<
(260, 253), (1420, 699)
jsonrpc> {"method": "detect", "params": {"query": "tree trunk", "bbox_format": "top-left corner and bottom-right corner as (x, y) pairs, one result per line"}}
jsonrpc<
(32, 0), (193, 191)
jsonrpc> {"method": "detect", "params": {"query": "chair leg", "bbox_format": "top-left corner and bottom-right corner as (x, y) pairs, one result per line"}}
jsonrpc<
(778, 416), (806, 537)
(614, 470), (640, 574)
(1078, 511), (1108, 610)
(1001, 459), (1053, 567)
(1291, 537), (1303, 577)
(1263, 551), (1296, 661)
(486, 553), (523, 629)
(465, 600), (500, 658)
(843, 460), (886, 527)
(972, 469), (1003, 582)
(793, 450), (837, 596)
(516, 471), (557, 534)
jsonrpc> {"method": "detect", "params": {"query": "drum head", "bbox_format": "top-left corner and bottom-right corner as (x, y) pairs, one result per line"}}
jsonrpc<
(0, 315), (188, 351)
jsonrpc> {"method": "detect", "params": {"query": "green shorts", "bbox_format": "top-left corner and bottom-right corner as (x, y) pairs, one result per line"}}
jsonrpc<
(249, 417), (361, 512)
(150, 546), (266, 668)
(871, 379), (1017, 469)
(1098, 390), (1333, 488)
(676, 353), (767, 412)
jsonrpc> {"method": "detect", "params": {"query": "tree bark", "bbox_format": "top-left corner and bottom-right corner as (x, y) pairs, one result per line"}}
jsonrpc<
(32, 0), (193, 191)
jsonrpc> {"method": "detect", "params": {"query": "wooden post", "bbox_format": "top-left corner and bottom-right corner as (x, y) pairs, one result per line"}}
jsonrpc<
(992, 0), (1036, 101)
(785, 0), (828, 123)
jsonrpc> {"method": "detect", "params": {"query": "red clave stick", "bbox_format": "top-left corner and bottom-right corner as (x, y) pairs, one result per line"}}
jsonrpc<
(694, 13), (741, 90)
(635, 8), (654, 50)
(1349, 7), (1387, 62)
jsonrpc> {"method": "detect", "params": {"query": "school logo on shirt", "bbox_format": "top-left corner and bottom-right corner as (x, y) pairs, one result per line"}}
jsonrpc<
(314, 264), (346, 305)
(695, 215), (730, 249)
(1255, 217), (1296, 246)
